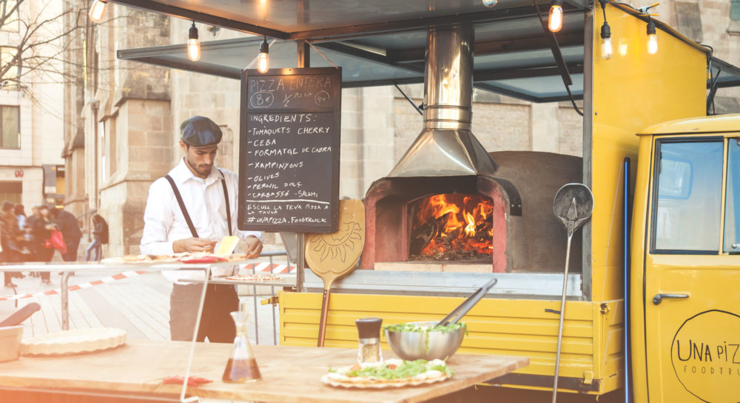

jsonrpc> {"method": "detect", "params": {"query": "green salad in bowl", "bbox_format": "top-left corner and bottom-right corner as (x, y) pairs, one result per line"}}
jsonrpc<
(384, 322), (468, 334)
(383, 321), (467, 361)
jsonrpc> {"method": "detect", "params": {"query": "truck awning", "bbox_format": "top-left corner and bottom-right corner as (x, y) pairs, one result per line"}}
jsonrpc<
(113, 0), (740, 102)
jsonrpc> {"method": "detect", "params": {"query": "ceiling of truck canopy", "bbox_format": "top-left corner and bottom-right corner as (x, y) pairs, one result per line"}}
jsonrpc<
(113, 0), (740, 102)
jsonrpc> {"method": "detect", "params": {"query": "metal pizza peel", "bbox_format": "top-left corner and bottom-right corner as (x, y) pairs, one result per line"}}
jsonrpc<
(551, 184), (593, 403)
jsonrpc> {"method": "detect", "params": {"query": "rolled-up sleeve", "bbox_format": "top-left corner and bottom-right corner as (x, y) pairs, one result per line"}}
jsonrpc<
(140, 179), (176, 255)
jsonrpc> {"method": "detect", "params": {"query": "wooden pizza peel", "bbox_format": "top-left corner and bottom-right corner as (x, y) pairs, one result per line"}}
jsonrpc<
(305, 199), (365, 347)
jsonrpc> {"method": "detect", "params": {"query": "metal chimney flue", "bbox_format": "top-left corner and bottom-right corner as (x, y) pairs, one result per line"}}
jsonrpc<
(389, 25), (498, 178)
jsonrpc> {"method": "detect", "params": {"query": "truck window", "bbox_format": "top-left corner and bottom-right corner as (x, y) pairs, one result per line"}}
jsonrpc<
(653, 140), (723, 253)
(725, 139), (740, 253)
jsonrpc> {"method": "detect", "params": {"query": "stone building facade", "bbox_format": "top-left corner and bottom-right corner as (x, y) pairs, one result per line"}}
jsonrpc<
(62, 1), (740, 256)
(0, 0), (66, 211)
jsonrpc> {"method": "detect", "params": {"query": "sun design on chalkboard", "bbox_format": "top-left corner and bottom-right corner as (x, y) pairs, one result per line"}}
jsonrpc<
(310, 220), (363, 263)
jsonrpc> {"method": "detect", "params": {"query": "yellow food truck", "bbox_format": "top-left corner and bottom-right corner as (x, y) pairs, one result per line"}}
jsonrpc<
(113, 0), (740, 401)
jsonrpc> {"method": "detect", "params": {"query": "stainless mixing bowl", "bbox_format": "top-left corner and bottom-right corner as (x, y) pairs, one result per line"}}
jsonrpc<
(384, 321), (465, 361)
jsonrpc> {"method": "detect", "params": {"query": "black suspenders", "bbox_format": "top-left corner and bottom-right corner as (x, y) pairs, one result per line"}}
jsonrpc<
(164, 169), (233, 238)
(218, 169), (232, 237)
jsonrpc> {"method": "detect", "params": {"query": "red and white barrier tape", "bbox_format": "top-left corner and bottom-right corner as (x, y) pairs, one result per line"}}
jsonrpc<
(0, 262), (296, 302)
(0, 271), (149, 302)
(242, 262), (296, 274)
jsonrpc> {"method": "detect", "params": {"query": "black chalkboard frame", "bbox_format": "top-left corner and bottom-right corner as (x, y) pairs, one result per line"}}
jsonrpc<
(237, 67), (342, 234)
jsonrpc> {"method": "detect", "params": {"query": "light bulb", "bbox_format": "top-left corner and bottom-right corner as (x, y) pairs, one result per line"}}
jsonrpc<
(600, 22), (612, 60)
(257, 38), (270, 73)
(88, 0), (107, 23)
(257, 52), (269, 73)
(482, 0), (497, 7)
(187, 22), (200, 61)
(601, 37), (613, 60)
(646, 20), (658, 55)
(647, 34), (658, 55)
(187, 38), (201, 61)
(549, 3), (563, 32)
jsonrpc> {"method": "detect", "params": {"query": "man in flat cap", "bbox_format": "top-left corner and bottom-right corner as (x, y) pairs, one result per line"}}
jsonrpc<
(141, 116), (263, 342)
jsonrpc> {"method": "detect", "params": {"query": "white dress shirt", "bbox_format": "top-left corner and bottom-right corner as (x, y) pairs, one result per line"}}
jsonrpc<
(140, 158), (263, 282)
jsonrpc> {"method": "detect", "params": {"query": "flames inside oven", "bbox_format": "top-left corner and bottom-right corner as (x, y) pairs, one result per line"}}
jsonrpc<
(408, 194), (494, 262)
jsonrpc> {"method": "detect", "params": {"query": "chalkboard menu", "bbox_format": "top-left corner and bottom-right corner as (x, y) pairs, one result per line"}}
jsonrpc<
(238, 67), (341, 233)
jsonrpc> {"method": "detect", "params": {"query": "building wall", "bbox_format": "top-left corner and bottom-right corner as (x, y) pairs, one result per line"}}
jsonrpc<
(667, 0), (740, 111)
(95, 6), (172, 255)
(0, 0), (65, 211)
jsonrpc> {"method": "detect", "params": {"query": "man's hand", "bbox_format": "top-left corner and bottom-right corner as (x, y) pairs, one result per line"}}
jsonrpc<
(173, 238), (217, 253)
(244, 236), (263, 259)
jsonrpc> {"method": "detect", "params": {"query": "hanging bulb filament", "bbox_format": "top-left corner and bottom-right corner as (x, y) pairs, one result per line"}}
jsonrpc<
(600, 21), (613, 60)
(549, 0), (564, 32)
(187, 22), (201, 61)
(258, 37), (270, 73)
(647, 20), (658, 55)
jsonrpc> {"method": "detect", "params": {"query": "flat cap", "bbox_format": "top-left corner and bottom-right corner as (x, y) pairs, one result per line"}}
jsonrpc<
(180, 116), (222, 147)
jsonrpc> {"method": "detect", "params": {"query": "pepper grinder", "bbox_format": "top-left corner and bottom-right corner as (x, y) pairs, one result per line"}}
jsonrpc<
(355, 318), (383, 364)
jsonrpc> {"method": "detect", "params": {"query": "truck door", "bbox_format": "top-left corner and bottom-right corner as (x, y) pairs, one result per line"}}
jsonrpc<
(645, 136), (740, 403)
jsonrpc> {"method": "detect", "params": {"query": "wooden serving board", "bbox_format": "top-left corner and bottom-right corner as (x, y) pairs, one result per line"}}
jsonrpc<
(0, 340), (528, 403)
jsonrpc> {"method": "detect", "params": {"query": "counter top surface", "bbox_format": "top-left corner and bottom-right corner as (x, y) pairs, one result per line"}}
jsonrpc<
(0, 339), (528, 403)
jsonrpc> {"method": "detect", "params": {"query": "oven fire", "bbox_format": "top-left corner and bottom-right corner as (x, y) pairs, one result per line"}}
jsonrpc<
(409, 194), (494, 262)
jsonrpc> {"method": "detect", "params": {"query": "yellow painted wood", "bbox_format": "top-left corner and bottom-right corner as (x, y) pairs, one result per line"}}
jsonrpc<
(280, 292), (623, 395)
(591, 3), (706, 303)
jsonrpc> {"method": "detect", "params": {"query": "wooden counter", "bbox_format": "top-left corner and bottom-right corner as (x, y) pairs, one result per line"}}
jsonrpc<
(0, 340), (528, 403)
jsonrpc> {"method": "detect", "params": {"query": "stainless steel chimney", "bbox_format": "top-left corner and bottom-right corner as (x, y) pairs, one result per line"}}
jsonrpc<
(389, 25), (498, 178)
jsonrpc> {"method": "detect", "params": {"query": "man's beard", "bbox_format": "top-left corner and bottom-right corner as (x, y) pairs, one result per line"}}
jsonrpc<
(186, 156), (212, 176)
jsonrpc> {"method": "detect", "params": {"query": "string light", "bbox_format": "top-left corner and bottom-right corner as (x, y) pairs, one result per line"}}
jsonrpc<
(482, 0), (498, 7)
(646, 19), (658, 55)
(599, 1), (612, 60)
(548, 0), (564, 32)
(88, 0), (107, 23)
(257, 37), (270, 73)
(601, 22), (613, 60)
(187, 21), (201, 61)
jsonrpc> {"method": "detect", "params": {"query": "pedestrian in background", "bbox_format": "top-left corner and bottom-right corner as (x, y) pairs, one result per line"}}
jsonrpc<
(86, 214), (107, 262)
(31, 205), (56, 285)
(15, 205), (26, 234)
(14, 205), (30, 261)
(25, 206), (40, 277)
(0, 201), (24, 287)
(51, 208), (82, 262)
(1, 202), (24, 283)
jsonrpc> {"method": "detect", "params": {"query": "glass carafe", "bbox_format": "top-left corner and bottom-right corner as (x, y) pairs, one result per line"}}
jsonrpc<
(222, 311), (261, 383)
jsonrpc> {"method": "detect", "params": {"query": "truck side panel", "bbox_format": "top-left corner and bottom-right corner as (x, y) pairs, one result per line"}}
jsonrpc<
(280, 292), (623, 394)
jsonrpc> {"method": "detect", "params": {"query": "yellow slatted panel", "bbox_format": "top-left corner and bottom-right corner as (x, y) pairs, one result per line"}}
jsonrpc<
(279, 292), (623, 394)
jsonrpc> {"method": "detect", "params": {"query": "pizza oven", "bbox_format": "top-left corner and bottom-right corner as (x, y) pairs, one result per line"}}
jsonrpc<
(360, 25), (521, 273)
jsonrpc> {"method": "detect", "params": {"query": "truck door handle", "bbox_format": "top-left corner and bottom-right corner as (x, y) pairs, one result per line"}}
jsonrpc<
(653, 293), (689, 305)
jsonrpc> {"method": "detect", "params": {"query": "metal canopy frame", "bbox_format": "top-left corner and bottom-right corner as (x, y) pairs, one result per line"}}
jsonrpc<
(113, 0), (740, 102)
(111, 0), (592, 102)
(110, 0), (589, 42)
